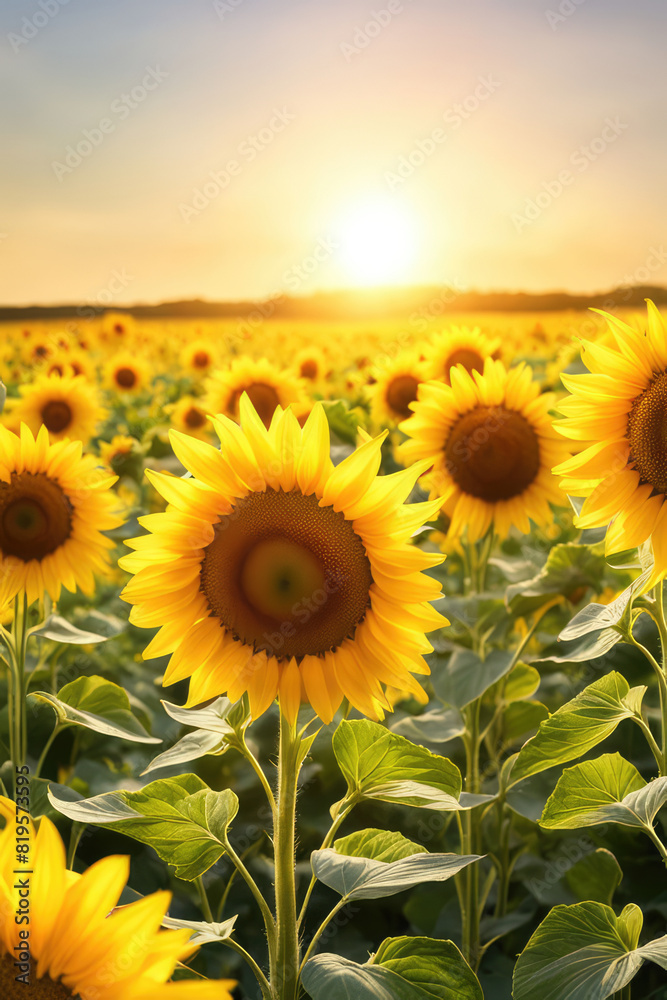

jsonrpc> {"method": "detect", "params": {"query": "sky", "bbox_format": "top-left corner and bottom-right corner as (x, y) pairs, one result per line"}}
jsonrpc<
(1, 0), (665, 306)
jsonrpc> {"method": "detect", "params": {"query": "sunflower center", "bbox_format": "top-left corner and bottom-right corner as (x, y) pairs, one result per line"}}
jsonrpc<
(115, 367), (137, 389)
(628, 371), (667, 493)
(184, 407), (206, 429)
(193, 351), (210, 369)
(445, 406), (540, 502)
(386, 374), (420, 419)
(0, 473), (73, 561)
(300, 359), (318, 380)
(230, 383), (281, 428)
(0, 955), (72, 998)
(200, 488), (372, 659)
(444, 349), (484, 382)
(41, 401), (72, 434)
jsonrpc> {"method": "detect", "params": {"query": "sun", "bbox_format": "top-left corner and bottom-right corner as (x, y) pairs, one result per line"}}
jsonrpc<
(336, 197), (419, 285)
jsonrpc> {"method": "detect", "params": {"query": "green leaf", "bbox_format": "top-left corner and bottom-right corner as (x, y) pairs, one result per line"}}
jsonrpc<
(513, 901), (667, 1000)
(322, 399), (366, 445)
(564, 849), (623, 906)
(541, 752), (667, 833)
(534, 627), (622, 665)
(32, 614), (115, 645)
(506, 543), (608, 617)
(142, 730), (229, 775)
(390, 708), (465, 745)
(502, 701), (549, 745)
(333, 829), (427, 863)
(31, 676), (161, 744)
(311, 848), (480, 901)
(504, 663), (541, 703)
(332, 720), (462, 811)
(142, 696), (248, 773)
(511, 673), (645, 784)
(161, 697), (238, 734)
(48, 774), (238, 880)
(302, 936), (483, 1000)
(559, 556), (653, 642)
(432, 649), (515, 709)
(161, 914), (237, 946)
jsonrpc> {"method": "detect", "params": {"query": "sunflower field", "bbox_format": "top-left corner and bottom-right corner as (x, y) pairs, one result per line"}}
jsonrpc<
(2, 303), (667, 1000)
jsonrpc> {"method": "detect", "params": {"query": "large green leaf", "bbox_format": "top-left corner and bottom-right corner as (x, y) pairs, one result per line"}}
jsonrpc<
(48, 774), (238, 880)
(513, 901), (667, 999)
(332, 720), (463, 811)
(432, 649), (514, 709)
(390, 708), (465, 745)
(541, 753), (667, 833)
(311, 848), (480, 901)
(534, 627), (622, 665)
(559, 562), (653, 641)
(511, 673), (645, 784)
(505, 543), (607, 617)
(161, 914), (237, 946)
(142, 696), (239, 774)
(31, 676), (161, 744)
(333, 829), (427, 863)
(564, 849), (623, 906)
(302, 936), (482, 1000)
(32, 614), (117, 645)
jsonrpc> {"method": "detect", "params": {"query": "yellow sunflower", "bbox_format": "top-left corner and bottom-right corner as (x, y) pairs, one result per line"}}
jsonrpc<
(368, 351), (427, 426)
(0, 424), (122, 606)
(8, 374), (106, 445)
(554, 301), (667, 577)
(399, 359), (569, 541)
(99, 434), (139, 471)
(0, 798), (235, 1000)
(120, 397), (447, 724)
(105, 354), (151, 395)
(169, 396), (211, 440)
(203, 358), (307, 429)
(422, 325), (502, 384)
(292, 347), (331, 389)
(180, 340), (217, 377)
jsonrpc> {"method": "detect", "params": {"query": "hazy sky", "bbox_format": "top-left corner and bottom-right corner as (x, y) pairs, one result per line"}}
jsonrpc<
(1, 0), (665, 305)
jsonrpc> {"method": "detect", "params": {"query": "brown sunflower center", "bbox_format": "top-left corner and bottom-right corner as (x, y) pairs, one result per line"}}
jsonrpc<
(0, 954), (72, 998)
(193, 351), (210, 369)
(444, 406), (540, 502)
(41, 401), (72, 434)
(628, 371), (667, 493)
(300, 359), (318, 380)
(230, 383), (280, 428)
(444, 349), (485, 382)
(115, 367), (137, 389)
(184, 406), (206, 429)
(200, 488), (372, 659)
(386, 374), (420, 419)
(0, 473), (73, 561)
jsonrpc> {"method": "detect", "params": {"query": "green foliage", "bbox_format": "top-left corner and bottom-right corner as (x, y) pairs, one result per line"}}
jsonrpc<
(32, 675), (160, 743)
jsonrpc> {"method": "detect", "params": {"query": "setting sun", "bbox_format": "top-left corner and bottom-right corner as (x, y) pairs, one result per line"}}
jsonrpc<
(335, 197), (419, 286)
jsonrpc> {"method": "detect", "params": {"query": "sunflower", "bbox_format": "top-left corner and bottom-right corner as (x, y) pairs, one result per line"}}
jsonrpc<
(554, 302), (667, 576)
(0, 798), (235, 1000)
(399, 359), (569, 541)
(99, 434), (139, 472)
(292, 347), (330, 388)
(105, 354), (151, 394)
(203, 358), (307, 429)
(120, 397), (447, 724)
(422, 326), (501, 384)
(100, 310), (136, 341)
(0, 424), (122, 607)
(368, 350), (427, 426)
(180, 340), (217, 377)
(8, 374), (106, 445)
(169, 396), (211, 440)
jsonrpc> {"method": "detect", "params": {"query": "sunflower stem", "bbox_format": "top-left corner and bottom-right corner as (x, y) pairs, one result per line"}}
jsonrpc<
(195, 875), (214, 922)
(654, 582), (667, 775)
(272, 710), (301, 1000)
(34, 722), (62, 779)
(297, 797), (355, 931)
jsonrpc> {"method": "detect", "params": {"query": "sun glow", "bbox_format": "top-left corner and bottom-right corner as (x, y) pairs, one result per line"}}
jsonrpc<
(336, 197), (419, 286)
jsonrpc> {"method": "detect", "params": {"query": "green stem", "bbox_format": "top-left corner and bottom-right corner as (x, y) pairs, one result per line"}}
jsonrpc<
(66, 824), (85, 869)
(223, 938), (272, 1000)
(34, 723), (62, 779)
(297, 798), (355, 931)
(240, 730), (277, 816)
(614, 985), (631, 1000)
(299, 898), (347, 975)
(195, 876), (213, 922)
(459, 699), (482, 970)
(645, 826), (667, 869)
(629, 632), (667, 776)
(222, 836), (275, 945)
(272, 711), (301, 1000)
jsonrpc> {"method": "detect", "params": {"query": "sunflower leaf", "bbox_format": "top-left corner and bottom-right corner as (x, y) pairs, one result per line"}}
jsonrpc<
(510, 673), (645, 785)
(333, 829), (428, 863)
(432, 648), (514, 709)
(390, 708), (466, 745)
(505, 543), (608, 617)
(311, 848), (481, 901)
(161, 914), (237, 946)
(31, 614), (115, 645)
(332, 719), (462, 811)
(513, 901), (667, 1000)
(31, 676), (161, 744)
(302, 936), (483, 1000)
(141, 729), (229, 775)
(48, 774), (238, 880)
(564, 848), (623, 906)
(541, 752), (667, 833)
